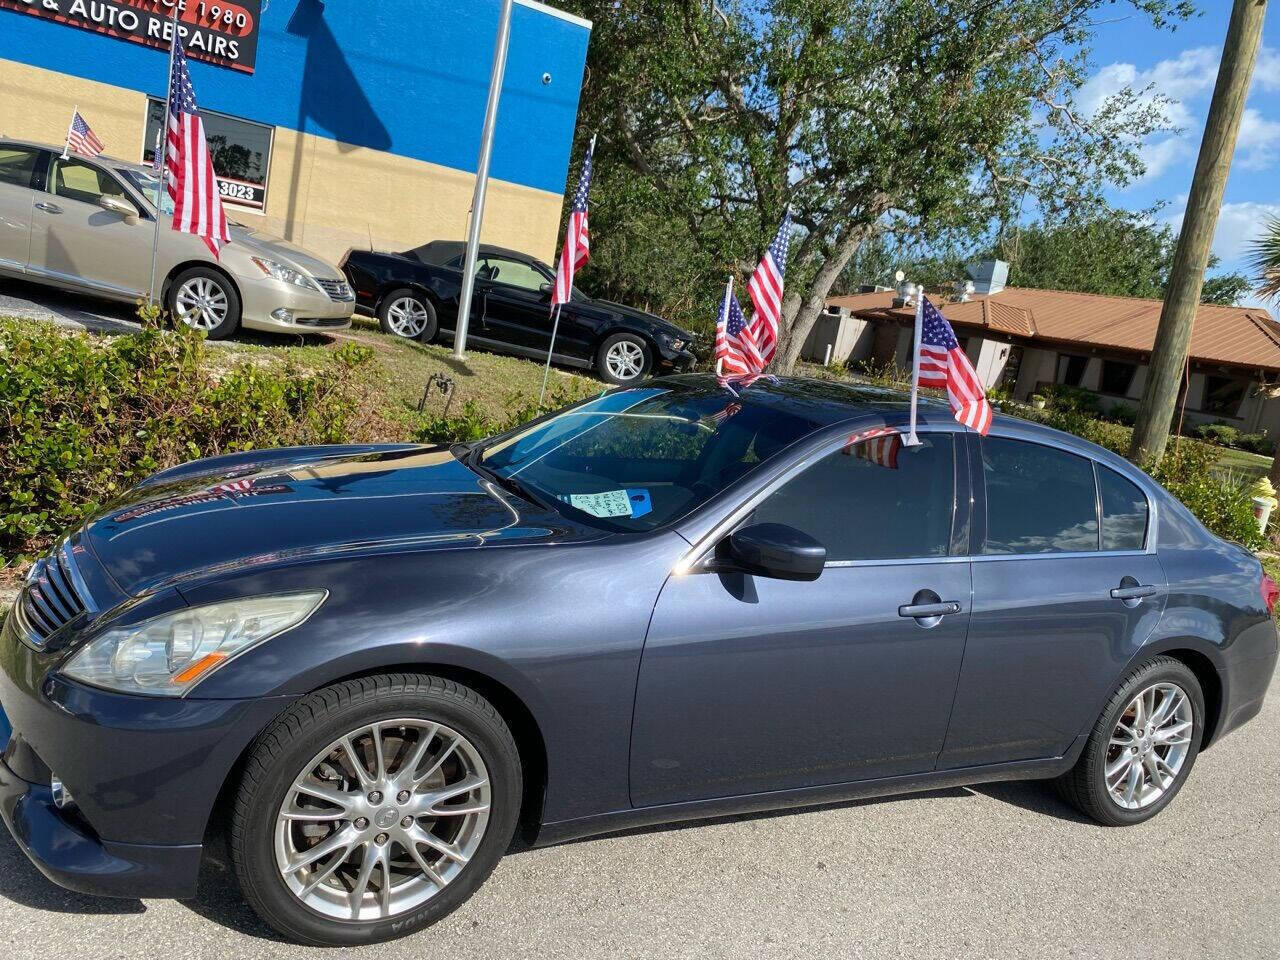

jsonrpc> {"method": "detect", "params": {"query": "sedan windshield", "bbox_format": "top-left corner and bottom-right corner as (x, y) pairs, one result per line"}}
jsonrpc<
(478, 384), (825, 530)
(120, 168), (175, 215)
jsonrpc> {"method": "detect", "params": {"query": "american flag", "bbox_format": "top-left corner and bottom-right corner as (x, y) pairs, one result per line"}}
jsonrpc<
(917, 295), (993, 435)
(552, 138), (594, 307)
(65, 111), (105, 158)
(165, 36), (230, 258)
(715, 287), (762, 375)
(843, 426), (901, 468)
(700, 400), (742, 429)
(747, 210), (791, 366)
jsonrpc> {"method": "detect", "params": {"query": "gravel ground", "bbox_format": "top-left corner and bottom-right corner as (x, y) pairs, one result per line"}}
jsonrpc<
(0, 668), (1276, 960)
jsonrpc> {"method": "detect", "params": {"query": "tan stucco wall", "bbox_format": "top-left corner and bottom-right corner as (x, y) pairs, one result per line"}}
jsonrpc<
(1, 58), (565, 266)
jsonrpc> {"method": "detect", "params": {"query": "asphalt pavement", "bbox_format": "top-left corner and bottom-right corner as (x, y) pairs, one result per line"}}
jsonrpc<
(1, 667), (1276, 960)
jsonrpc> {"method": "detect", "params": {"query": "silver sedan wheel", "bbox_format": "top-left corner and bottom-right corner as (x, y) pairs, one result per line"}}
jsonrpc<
(605, 339), (646, 381)
(174, 276), (229, 331)
(385, 297), (429, 338)
(1105, 682), (1194, 811)
(274, 719), (491, 922)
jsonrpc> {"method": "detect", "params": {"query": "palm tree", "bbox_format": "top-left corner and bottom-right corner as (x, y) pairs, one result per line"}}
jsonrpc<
(1250, 215), (1280, 301)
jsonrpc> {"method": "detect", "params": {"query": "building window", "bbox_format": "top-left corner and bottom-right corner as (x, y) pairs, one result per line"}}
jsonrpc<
(142, 98), (273, 211)
(1201, 375), (1247, 418)
(1057, 354), (1089, 388)
(1099, 359), (1137, 397)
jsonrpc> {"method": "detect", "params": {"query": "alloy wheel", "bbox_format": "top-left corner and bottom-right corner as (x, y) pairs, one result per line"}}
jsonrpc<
(1104, 682), (1194, 811)
(274, 719), (491, 921)
(386, 297), (429, 338)
(175, 276), (229, 330)
(605, 340), (645, 381)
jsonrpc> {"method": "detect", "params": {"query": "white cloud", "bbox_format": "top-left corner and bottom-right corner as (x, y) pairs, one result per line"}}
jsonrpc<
(1164, 200), (1280, 264)
(1078, 45), (1280, 183)
(1237, 108), (1280, 170)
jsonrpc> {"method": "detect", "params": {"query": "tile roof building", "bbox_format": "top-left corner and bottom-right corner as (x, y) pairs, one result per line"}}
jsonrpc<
(814, 264), (1280, 436)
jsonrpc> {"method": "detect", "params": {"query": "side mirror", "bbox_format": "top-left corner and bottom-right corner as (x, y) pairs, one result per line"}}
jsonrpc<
(538, 282), (552, 296)
(721, 522), (826, 581)
(99, 195), (138, 224)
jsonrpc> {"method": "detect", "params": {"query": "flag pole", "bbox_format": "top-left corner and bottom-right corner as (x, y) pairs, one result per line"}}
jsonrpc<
(715, 273), (733, 376)
(148, 8), (178, 308)
(538, 302), (563, 408)
(538, 133), (596, 408)
(61, 106), (77, 159)
(904, 287), (924, 446)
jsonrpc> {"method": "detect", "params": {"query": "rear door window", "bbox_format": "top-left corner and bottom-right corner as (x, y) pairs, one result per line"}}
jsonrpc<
(751, 432), (956, 561)
(0, 145), (40, 188)
(980, 437), (1098, 554)
(1098, 465), (1148, 551)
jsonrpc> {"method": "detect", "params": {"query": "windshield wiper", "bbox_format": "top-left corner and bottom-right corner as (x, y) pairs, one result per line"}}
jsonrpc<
(462, 444), (552, 511)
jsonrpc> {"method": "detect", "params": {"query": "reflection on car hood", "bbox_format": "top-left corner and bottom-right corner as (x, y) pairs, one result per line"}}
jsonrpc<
(228, 225), (346, 280)
(84, 447), (603, 596)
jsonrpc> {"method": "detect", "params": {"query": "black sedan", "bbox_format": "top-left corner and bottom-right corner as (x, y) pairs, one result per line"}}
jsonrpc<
(340, 240), (697, 384)
(2, 376), (1276, 946)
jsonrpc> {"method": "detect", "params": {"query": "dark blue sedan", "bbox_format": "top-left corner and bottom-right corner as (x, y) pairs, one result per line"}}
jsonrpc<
(2, 375), (1276, 945)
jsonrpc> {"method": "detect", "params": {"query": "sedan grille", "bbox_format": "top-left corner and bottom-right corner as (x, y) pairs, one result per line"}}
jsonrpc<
(314, 278), (354, 302)
(17, 544), (89, 645)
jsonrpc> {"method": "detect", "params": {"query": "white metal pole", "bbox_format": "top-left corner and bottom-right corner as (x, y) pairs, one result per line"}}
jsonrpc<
(148, 8), (178, 307)
(905, 289), (924, 446)
(537, 303), (563, 407)
(61, 106), (77, 159)
(453, 0), (514, 360)
(715, 274), (733, 376)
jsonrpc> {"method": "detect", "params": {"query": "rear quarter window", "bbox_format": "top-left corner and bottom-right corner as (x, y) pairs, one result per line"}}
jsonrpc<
(1098, 465), (1149, 551)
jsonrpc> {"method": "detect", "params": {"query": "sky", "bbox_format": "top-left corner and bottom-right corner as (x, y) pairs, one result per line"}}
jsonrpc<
(1080, 0), (1280, 308)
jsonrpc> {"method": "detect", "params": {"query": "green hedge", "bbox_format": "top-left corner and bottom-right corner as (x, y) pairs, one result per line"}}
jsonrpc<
(0, 319), (378, 560)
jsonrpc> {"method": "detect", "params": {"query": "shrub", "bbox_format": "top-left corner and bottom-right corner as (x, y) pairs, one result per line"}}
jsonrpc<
(1149, 441), (1264, 550)
(0, 320), (379, 560)
(1103, 402), (1137, 426)
(1195, 422), (1240, 447)
(1237, 431), (1274, 456)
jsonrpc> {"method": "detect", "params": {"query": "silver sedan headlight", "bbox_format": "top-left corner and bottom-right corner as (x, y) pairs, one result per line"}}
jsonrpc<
(250, 257), (321, 292)
(63, 592), (327, 697)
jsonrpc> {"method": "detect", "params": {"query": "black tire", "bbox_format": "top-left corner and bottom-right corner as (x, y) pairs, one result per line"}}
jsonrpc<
(230, 674), (522, 946)
(1056, 656), (1204, 826)
(166, 265), (241, 340)
(376, 288), (438, 342)
(595, 331), (653, 385)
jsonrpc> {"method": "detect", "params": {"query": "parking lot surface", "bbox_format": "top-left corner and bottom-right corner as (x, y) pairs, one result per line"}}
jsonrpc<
(1, 669), (1275, 960)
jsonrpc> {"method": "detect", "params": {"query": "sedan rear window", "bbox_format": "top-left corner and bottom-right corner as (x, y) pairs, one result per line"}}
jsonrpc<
(477, 385), (824, 530)
(981, 437), (1099, 554)
(1098, 465), (1148, 551)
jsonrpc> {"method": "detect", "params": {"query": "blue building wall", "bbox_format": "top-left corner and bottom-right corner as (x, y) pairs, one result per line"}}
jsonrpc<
(0, 0), (591, 195)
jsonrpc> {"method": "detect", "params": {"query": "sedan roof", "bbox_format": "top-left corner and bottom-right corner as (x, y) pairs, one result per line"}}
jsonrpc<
(409, 239), (544, 267)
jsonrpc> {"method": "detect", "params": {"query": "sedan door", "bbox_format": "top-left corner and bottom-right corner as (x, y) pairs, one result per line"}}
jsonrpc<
(474, 255), (559, 353)
(0, 144), (41, 273)
(630, 429), (972, 807)
(937, 434), (1167, 769)
(29, 154), (152, 298)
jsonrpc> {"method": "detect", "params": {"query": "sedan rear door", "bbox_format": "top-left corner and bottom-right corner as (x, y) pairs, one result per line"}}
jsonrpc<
(0, 143), (40, 273)
(938, 433), (1167, 769)
(629, 428), (973, 807)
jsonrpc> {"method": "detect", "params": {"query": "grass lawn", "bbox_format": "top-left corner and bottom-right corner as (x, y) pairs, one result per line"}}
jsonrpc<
(213, 315), (599, 431)
(1212, 445), (1273, 481)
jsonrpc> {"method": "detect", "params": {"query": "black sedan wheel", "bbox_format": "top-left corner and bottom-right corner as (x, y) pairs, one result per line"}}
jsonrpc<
(1056, 656), (1202, 826)
(231, 674), (522, 946)
(596, 332), (652, 385)
(377, 288), (438, 341)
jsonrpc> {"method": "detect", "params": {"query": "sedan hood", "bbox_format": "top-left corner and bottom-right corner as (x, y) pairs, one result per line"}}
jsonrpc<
(593, 299), (694, 341)
(84, 447), (601, 597)
(228, 225), (346, 280)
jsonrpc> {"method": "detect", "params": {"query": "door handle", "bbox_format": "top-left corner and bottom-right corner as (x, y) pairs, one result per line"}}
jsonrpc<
(898, 601), (962, 619)
(1110, 584), (1157, 601)
(35, 202), (62, 214)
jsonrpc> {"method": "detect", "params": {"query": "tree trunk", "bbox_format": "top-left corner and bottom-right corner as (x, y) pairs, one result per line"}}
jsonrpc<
(773, 222), (876, 374)
(1128, 0), (1267, 465)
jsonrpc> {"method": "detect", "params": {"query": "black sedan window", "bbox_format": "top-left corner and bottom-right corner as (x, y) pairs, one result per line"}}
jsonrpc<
(478, 385), (822, 530)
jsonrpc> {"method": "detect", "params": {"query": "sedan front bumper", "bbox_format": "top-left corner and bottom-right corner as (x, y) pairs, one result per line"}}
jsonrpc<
(0, 610), (293, 898)
(239, 274), (354, 334)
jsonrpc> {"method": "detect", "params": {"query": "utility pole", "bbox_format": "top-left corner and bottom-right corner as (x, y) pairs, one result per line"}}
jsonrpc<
(1128, 0), (1267, 465)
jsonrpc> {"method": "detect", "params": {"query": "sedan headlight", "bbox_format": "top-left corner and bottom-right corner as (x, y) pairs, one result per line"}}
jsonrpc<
(63, 592), (327, 697)
(661, 332), (689, 352)
(251, 257), (320, 291)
